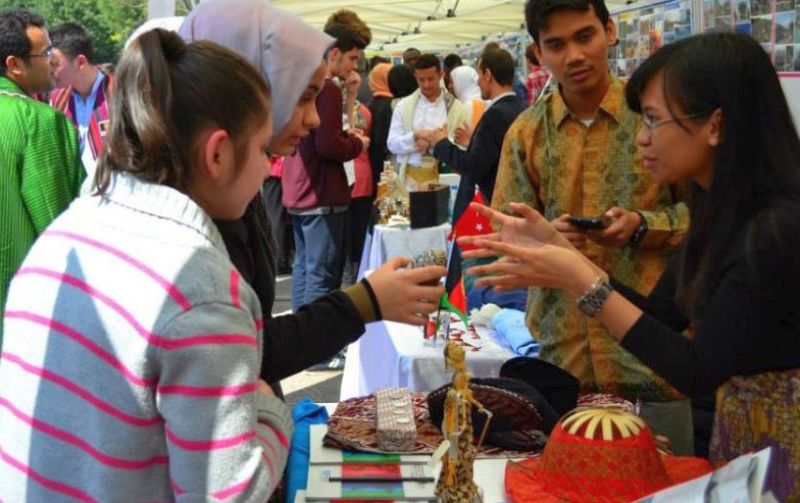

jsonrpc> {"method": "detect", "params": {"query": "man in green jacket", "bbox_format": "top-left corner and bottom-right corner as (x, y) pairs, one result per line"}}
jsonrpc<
(0, 9), (83, 347)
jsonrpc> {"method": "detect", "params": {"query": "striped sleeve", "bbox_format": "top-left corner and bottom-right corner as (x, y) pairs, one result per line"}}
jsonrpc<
(155, 301), (292, 501)
(20, 109), (84, 235)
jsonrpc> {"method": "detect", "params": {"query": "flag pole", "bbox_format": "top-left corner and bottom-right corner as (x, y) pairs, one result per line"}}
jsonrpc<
(436, 225), (468, 339)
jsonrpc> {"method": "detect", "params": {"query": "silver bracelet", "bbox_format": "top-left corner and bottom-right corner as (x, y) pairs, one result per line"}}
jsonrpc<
(576, 277), (613, 317)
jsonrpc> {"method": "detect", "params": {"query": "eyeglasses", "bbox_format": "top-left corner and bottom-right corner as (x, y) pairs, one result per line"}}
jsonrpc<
(641, 111), (711, 138)
(26, 47), (54, 58)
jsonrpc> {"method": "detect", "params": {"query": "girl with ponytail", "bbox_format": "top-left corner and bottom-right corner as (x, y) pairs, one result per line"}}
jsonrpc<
(0, 28), (290, 501)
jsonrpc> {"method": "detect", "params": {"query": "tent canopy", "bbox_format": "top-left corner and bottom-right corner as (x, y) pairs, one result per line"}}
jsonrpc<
(272, 0), (627, 54)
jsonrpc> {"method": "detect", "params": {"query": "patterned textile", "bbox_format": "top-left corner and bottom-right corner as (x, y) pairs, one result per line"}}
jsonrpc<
(0, 76), (83, 346)
(375, 388), (417, 451)
(323, 392), (634, 457)
(491, 77), (689, 402)
(710, 369), (800, 502)
(49, 72), (113, 162)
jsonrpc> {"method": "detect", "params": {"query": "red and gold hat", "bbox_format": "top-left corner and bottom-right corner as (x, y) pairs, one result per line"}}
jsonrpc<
(505, 408), (713, 503)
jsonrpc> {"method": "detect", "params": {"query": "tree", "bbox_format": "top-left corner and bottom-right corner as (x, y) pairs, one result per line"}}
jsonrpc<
(0, 0), (146, 63)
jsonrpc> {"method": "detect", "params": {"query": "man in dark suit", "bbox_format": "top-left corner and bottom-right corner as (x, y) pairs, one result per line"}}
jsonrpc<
(428, 45), (525, 223)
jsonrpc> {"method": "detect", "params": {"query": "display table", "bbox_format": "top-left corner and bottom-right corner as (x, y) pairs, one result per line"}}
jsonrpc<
(340, 319), (517, 400)
(307, 403), (519, 503)
(357, 222), (451, 279)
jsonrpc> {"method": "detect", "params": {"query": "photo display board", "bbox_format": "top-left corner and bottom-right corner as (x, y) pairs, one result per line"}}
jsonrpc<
(608, 0), (694, 78)
(702, 0), (799, 71)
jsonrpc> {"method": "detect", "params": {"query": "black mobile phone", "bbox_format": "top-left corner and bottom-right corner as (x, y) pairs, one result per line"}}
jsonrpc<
(568, 216), (611, 230)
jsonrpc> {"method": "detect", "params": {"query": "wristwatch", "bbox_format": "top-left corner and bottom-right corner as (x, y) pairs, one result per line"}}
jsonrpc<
(629, 211), (648, 246)
(576, 278), (614, 317)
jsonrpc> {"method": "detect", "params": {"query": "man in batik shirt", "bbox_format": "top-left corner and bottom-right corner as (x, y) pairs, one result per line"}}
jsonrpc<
(0, 9), (83, 346)
(492, 0), (693, 453)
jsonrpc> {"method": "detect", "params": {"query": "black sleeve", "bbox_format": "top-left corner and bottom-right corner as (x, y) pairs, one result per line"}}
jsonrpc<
(217, 198), (368, 384)
(611, 255), (689, 332)
(432, 110), (501, 181)
(259, 291), (365, 382)
(368, 99), (392, 182)
(620, 225), (800, 396)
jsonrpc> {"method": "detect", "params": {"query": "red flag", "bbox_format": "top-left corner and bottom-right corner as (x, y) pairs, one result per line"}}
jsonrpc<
(448, 277), (467, 315)
(444, 192), (494, 316)
(448, 192), (493, 251)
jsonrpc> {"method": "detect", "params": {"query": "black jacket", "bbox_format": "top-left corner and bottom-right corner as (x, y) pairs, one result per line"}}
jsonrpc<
(215, 197), (364, 390)
(367, 95), (393, 188)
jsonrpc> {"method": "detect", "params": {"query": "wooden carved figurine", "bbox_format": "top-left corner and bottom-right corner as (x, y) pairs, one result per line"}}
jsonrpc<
(435, 341), (492, 503)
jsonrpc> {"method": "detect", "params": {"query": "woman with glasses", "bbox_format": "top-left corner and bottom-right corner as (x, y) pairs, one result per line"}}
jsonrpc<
(461, 32), (800, 500)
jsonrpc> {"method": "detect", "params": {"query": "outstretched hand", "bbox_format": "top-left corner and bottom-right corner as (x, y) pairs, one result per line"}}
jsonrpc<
(367, 256), (446, 325)
(458, 202), (573, 261)
(464, 240), (595, 295)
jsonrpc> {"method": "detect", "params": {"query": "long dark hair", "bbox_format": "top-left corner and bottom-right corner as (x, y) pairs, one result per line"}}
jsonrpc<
(96, 29), (270, 195)
(626, 32), (800, 318)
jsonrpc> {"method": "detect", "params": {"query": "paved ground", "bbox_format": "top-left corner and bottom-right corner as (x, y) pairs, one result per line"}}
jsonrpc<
(273, 273), (344, 409)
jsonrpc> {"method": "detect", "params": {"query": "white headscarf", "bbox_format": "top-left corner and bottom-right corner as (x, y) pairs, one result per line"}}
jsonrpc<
(179, 0), (334, 134)
(450, 66), (482, 103)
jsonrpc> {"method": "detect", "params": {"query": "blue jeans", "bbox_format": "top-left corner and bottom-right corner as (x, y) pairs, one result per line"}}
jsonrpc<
(291, 212), (346, 311)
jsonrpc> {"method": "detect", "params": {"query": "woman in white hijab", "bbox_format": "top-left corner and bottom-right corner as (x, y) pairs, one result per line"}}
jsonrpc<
(179, 0), (445, 384)
(450, 65), (487, 141)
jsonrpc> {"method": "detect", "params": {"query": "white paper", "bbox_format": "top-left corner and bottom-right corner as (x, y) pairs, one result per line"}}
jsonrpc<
(635, 447), (772, 503)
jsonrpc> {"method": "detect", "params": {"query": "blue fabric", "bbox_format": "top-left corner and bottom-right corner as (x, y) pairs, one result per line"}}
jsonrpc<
(291, 212), (346, 310)
(285, 399), (329, 503)
(492, 308), (539, 357)
(466, 284), (528, 312)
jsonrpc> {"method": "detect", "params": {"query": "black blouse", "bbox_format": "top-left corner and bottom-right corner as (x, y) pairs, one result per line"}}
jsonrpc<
(616, 203), (800, 396)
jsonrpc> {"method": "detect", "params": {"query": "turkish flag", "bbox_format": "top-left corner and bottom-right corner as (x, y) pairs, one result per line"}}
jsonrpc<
(448, 192), (493, 251)
(443, 192), (494, 316)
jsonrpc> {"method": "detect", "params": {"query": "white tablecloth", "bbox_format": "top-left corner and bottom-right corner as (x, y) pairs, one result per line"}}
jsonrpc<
(357, 223), (451, 279)
(340, 319), (516, 400)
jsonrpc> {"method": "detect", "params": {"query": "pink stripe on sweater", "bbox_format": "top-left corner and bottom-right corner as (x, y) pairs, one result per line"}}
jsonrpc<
(212, 477), (253, 500)
(255, 319), (264, 331)
(257, 432), (279, 460)
(0, 397), (168, 470)
(168, 334), (256, 348)
(15, 268), (256, 350)
(1, 352), (162, 428)
(259, 420), (289, 449)
(230, 270), (240, 309)
(260, 448), (276, 481)
(43, 230), (192, 311)
(258, 442), (280, 480)
(171, 479), (185, 495)
(256, 432), (280, 485)
(165, 427), (255, 451)
(0, 444), (99, 503)
(157, 382), (257, 397)
(4, 311), (155, 388)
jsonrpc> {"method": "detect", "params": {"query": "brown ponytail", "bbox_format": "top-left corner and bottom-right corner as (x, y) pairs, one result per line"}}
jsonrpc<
(95, 28), (270, 195)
